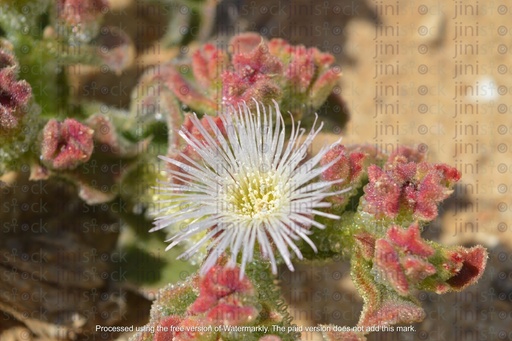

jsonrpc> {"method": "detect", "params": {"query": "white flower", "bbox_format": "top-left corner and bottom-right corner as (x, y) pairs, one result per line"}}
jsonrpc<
(152, 100), (342, 276)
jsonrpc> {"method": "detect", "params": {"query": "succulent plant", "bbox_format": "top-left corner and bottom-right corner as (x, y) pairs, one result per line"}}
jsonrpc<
(0, 2), (487, 340)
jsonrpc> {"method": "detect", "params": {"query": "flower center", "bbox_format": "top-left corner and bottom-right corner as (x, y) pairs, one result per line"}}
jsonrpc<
(226, 170), (283, 219)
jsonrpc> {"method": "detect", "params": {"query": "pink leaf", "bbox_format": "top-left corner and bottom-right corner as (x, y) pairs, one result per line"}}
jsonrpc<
(374, 239), (409, 296)
(387, 223), (435, 258)
(154, 315), (183, 341)
(446, 245), (487, 291)
(41, 118), (94, 170)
